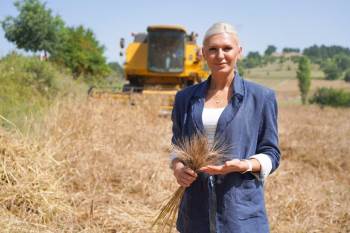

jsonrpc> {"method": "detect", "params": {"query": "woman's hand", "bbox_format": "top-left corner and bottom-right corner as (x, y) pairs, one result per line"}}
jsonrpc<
(199, 159), (248, 175)
(172, 160), (198, 187)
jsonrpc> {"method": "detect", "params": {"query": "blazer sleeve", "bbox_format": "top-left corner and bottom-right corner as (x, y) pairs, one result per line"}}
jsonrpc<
(256, 91), (281, 173)
(171, 92), (182, 146)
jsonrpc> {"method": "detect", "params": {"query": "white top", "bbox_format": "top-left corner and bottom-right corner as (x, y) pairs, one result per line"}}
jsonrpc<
(202, 107), (225, 147)
(170, 106), (273, 183)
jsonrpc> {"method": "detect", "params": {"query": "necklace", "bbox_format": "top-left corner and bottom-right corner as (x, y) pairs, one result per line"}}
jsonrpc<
(206, 81), (233, 106)
(214, 95), (221, 104)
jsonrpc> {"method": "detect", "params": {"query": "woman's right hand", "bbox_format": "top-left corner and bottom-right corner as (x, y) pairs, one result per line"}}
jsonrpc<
(172, 160), (197, 187)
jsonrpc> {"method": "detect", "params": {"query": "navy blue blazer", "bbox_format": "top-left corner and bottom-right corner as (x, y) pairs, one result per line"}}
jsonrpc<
(171, 73), (280, 233)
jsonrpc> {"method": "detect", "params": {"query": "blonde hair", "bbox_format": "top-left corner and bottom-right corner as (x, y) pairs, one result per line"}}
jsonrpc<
(203, 22), (238, 45)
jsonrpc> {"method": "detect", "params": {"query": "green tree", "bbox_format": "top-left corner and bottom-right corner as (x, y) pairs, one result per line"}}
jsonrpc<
(1, 0), (65, 56)
(323, 60), (342, 80)
(108, 62), (124, 74)
(334, 54), (350, 72)
(344, 69), (350, 82)
(283, 47), (300, 53)
(264, 45), (277, 56)
(236, 60), (245, 76)
(108, 62), (124, 81)
(51, 25), (110, 80)
(296, 56), (311, 104)
(303, 45), (350, 64)
(242, 51), (262, 68)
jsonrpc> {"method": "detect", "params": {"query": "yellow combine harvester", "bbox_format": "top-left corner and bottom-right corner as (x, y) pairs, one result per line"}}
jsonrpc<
(91, 25), (209, 113)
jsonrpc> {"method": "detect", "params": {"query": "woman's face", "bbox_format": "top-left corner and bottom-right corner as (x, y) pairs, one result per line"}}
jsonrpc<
(202, 33), (242, 75)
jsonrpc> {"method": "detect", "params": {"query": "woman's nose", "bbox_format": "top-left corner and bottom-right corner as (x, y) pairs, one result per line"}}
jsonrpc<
(216, 49), (224, 59)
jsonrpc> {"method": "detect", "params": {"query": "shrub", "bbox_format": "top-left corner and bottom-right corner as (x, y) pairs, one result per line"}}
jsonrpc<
(0, 53), (86, 128)
(322, 60), (342, 80)
(344, 69), (350, 82)
(310, 87), (350, 107)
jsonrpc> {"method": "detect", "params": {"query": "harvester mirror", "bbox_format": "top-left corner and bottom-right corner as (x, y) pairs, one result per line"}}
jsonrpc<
(190, 32), (198, 42)
(120, 38), (125, 49)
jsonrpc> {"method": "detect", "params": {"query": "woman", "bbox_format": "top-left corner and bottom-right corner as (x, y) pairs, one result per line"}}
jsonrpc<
(170, 22), (280, 233)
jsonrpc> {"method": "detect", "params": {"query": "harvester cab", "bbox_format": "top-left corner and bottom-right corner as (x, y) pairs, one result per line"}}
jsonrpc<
(91, 25), (209, 114)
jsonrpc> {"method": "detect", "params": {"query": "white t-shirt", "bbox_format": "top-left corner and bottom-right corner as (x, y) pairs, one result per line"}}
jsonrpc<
(202, 107), (225, 147)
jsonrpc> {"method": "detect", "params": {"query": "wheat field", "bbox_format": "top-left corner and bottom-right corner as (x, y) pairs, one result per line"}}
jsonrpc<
(0, 94), (349, 232)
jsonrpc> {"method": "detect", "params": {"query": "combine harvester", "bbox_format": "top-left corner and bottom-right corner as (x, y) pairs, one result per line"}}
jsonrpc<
(91, 25), (209, 114)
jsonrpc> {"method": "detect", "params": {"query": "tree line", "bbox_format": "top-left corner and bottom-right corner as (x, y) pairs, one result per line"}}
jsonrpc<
(303, 45), (350, 81)
(239, 44), (350, 107)
(1, 0), (111, 83)
(240, 44), (350, 81)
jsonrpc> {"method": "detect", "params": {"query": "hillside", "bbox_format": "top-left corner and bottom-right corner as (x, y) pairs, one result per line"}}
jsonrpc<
(244, 59), (350, 105)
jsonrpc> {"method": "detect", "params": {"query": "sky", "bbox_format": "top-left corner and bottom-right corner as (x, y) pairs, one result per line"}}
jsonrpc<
(0, 0), (349, 63)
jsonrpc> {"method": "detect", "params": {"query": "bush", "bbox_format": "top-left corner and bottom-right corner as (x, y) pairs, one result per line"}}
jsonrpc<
(51, 26), (111, 80)
(291, 56), (301, 63)
(310, 87), (350, 107)
(242, 52), (262, 68)
(0, 53), (87, 128)
(237, 60), (245, 76)
(344, 69), (350, 82)
(322, 61), (342, 80)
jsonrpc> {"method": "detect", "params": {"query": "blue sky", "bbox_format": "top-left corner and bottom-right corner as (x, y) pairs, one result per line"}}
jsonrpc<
(1, 0), (349, 62)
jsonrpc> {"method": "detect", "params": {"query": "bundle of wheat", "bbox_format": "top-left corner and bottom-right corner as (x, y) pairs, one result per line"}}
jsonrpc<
(152, 134), (228, 233)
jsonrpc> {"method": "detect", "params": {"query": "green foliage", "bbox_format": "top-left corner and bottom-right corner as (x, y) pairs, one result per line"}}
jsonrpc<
(51, 25), (111, 82)
(322, 60), (342, 80)
(236, 60), (245, 76)
(264, 55), (277, 64)
(278, 56), (286, 64)
(283, 48), (300, 53)
(242, 51), (262, 68)
(296, 56), (311, 104)
(2, 0), (110, 84)
(264, 45), (277, 56)
(344, 69), (350, 82)
(310, 48), (350, 80)
(334, 54), (350, 71)
(310, 88), (350, 107)
(108, 62), (124, 77)
(0, 53), (86, 128)
(290, 56), (301, 63)
(1, 0), (65, 54)
(303, 45), (350, 64)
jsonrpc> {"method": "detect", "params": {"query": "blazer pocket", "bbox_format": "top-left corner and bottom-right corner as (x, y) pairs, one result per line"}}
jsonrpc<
(235, 179), (264, 220)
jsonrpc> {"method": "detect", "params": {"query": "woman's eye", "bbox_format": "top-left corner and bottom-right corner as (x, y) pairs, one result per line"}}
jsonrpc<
(209, 48), (217, 52)
(223, 47), (233, 52)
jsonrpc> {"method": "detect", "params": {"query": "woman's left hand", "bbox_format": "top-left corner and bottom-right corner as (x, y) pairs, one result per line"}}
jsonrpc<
(199, 159), (248, 175)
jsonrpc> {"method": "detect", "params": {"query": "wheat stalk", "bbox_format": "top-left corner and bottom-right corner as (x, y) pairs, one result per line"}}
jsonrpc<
(152, 133), (228, 233)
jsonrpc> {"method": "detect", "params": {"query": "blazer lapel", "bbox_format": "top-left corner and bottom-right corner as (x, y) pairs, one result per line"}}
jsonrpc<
(214, 73), (245, 141)
(189, 80), (209, 136)
(214, 96), (241, 140)
(191, 97), (205, 134)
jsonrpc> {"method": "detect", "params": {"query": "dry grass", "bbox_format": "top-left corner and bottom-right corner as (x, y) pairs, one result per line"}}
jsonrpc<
(267, 105), (350, 233)
(0, 95), (349, 232)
